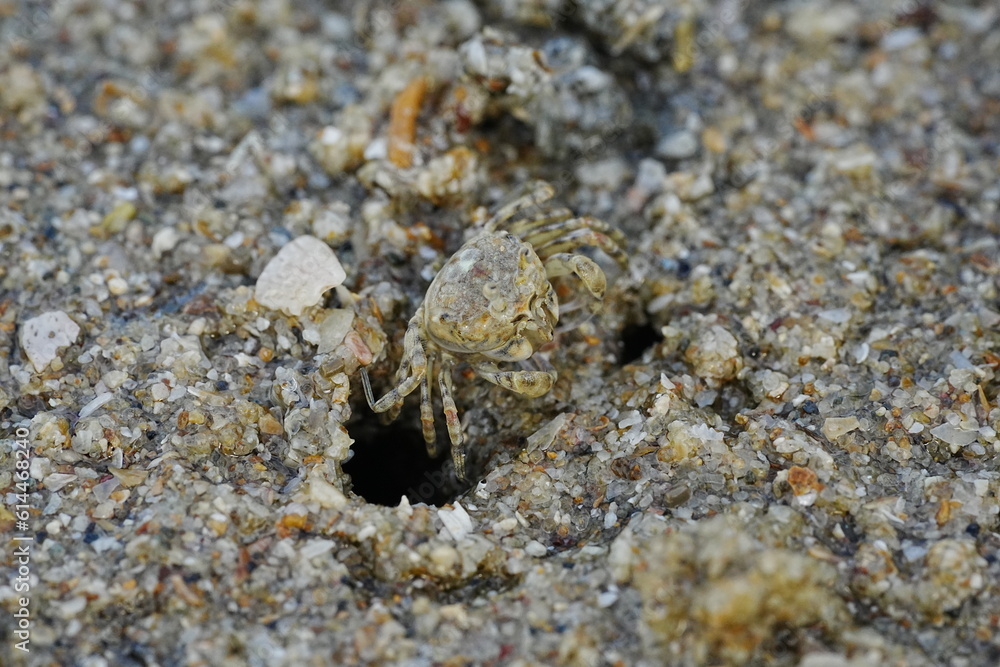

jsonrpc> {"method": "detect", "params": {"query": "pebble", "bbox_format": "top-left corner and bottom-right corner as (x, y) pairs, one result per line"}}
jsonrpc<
(822, 416), (862, 440)
(109, 467), (148, 488)
(597, 588), (619, 608)
(19, 310), (81, 372)
(101, 370), (129, 389)
(79, 392), (114, 418)
(785, 3), (860, 44)
(524, 540), (548, 557)
(929, 424), (979, 449)
(151, 227), (181, 258)
(438, 503), (473, 541)
(299, 539), (336, 561)
(107, 276), (129, 296)
(684, 325), (743, 382)
(306, 472), (349, 510)
(429, 545), (460, 575)
(818, 308), (851, 324)
(92, 501), (116, 519)
(317, 309), (355, 354)
(254, 235), (347, 316)
(656, 130), (699, 160)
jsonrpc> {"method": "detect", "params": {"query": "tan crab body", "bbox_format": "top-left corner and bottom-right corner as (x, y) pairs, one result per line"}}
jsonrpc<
(362, 181), (627, 480)
(424, 231), (557, 361)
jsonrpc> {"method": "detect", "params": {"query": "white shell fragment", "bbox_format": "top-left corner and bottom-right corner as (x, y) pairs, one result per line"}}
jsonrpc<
(438, 502), (473, 541)
(254, 235), (347, 316)
(20, 310), (81, 372)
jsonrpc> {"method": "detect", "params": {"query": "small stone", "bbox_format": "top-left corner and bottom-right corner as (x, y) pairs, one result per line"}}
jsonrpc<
(817, 308), (851, 324)
(881, 27), (923, 52)
(317, 309), (355, 354)
(254, 235), (347, 316)
(101, 370), (129, 389)
(929, 423), (979, 449)
(656, 130), (699, 160)
(786, 3), (860, 44)
(822, 416), (862, 440)
(95, 201), (137, 237)
(92, 500), (116, 519)
(299, 539), (336, 561)
(79, 392), (114, 418)
(524, 540), (548, 557)
(597, 589), (619, 608)
(306, 470), (349, 510)
(525, 413), (572, 452)
(649, 393), (671, 417)
(56, 596), (88, 619)
(608, 529), (636, 584)
(19, 311), (81, 372)
(152, 227), (181, 258)
(206, 514), (229, 537)
(0, 63), (45, 120)
(44, 473), (78, 492)
(311, 107), (372, 175)
(343, 331), (373, 365)
(917, 539), (987, 618)
(830, 145), (876, 179)
(799, 653), (856, 667)
(701, 127), (727, 154)
(107, 276), (129, 295)
(684, 325), (743, 382)
(312, 202), (353, 244)
(429, 544), (460, 576)
(438, 502), (473, 541)
(785, 466), (822, 507)
(109, 468), (149, 488)
(200, 243), (232, 269)
(150, 383), (170, 401)
(91, 478), (120, 503)
(259, 412), (284, 436)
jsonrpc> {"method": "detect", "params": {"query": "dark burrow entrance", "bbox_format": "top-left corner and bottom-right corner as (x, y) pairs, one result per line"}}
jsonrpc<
(343, 408), (464, 507)
(618, 321), (663, 365)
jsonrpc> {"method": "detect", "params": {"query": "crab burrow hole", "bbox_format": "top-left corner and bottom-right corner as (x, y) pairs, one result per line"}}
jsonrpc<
(343, 405), (463, 507)
(618, 321), (664, 365)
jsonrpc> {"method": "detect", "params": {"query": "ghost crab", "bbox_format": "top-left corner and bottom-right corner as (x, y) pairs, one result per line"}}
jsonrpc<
(361, 181), (627, 480)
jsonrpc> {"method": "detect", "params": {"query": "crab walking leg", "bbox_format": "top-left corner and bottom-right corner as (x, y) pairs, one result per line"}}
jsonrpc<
(532, 225), (629, 269)
(419, 353), (438, 457)
(364, 310), (428, 413)
(499, 207), (574, 236)
(437, 358), (465, 480)
(485, 180), (555, 231)
(472, 362), (557, 398)
(500, 206), (578, 237)
(518, 215), (627, 255)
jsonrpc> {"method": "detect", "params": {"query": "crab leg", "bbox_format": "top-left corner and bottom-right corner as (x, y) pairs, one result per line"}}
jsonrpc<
(419, 353), (438, 457)
(519, 215), (627, 255)
(532, 226), (629, 269)
(500, 207), (574, 237)
(500, 206), (573, 236)
(485, 180), (555, 231)
(363, 309), (427, 414)
(437, 357), (465, 479)
(471, 362), (556, 398)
